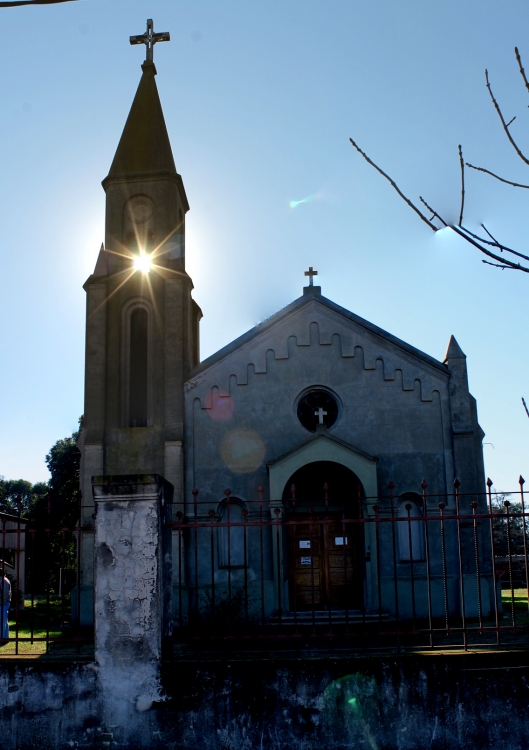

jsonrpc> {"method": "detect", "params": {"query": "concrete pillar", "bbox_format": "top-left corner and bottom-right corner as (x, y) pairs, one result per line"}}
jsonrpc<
(92, 474), (172, 727)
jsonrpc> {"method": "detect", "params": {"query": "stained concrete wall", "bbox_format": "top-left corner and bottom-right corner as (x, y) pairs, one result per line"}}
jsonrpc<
(2, 651), (529, 749)
(92, 474), (173, 725)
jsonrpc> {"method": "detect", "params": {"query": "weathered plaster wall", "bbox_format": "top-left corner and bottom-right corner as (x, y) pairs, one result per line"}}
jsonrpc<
(93, 475), (172, 726)
(95, 494), (162, 718)
(2, 652), (529, 749)
(93, 475), (172, 724)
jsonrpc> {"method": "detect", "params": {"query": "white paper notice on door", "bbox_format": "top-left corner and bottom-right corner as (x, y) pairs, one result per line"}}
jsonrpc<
(300, 556), (311, 565)
(335, 537), (348, 546)
(299, 540), (311, 548)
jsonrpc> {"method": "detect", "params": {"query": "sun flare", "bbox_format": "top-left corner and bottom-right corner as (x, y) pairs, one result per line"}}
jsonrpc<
(133, 252), (152, 274)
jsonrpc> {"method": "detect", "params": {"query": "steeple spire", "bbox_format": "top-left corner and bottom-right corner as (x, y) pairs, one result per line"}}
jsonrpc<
(104, 61), (177, 182)
(101, 22), (189, 273)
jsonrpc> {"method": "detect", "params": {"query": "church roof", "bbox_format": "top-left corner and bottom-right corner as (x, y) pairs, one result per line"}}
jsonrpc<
(104, 61), (177, 181)
(192, 286), (449, 379)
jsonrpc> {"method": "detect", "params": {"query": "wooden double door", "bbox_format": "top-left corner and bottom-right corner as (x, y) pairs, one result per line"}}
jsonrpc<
(288, 513), (363, 611)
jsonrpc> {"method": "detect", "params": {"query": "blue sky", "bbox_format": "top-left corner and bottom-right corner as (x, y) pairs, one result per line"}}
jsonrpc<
(1, 0), (528, 492)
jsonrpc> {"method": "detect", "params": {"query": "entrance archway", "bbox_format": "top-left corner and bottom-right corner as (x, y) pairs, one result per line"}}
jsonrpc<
(283, 461), (364, 611)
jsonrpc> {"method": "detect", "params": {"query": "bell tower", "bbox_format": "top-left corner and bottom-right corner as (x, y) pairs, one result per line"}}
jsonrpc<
(79, 21), (201, 513)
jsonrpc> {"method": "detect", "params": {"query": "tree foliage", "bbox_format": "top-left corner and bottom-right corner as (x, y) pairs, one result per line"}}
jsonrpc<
(0, 417), (82, 524)
(1, 419), (83, 593)
(42, 416), (83, 528)
(0, 479), (47, 516)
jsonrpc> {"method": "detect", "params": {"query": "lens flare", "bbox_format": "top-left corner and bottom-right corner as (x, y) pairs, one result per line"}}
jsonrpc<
(206, 390), (235, 422)
(220, 429), (266, 474)
(322, 674), (379, 750)
(133, 252), (152, 274)
(289, 195), (316, 210)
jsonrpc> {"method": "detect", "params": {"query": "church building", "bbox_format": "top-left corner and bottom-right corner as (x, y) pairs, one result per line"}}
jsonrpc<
(78, 25), (491, 627)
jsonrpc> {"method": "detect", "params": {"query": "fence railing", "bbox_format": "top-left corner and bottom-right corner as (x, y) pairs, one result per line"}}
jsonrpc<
(1, 478), (528, 657)
(168, 478), (529, 652)
(0, 496), (94, 657)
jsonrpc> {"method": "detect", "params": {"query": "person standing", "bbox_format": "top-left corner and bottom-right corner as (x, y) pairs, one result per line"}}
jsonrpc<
(0, 570), (11, 641)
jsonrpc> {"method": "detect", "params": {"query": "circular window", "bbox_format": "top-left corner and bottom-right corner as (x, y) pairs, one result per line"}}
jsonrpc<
(129, 198), (153, 224)
(297, 389), (339, 432)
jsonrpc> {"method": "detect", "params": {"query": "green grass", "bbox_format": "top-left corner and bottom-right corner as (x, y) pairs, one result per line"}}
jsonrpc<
(500, 587), (529, 626)
(0, 590), (528, 657)
(0, 596), (93, 656)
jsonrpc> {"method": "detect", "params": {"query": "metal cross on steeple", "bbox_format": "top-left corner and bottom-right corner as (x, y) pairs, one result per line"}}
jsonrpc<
(304, 266), (318, 286)
(130, 19), (170, 63)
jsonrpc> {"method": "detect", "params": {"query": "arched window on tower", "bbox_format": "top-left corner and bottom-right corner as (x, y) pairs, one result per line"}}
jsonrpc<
(123, 195), (156, 259)
(125, 230), (154, 254)
(129, 307), (148, 427)
(398, 494), (425, 562)
(125, 232), (138, 253)
(171, 208), (185, 262)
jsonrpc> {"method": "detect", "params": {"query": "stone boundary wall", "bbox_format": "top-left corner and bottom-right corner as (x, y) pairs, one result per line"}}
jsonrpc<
(1, 652), (529, 749)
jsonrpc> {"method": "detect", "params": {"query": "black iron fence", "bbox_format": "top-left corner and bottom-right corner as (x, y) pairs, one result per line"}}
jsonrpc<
(0, 496), (93, 656)
(1, 478), (529, 656)
(169, 478), (529, 652)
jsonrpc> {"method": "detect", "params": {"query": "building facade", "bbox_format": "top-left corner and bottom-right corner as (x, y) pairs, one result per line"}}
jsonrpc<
(78, 55), (491, 626)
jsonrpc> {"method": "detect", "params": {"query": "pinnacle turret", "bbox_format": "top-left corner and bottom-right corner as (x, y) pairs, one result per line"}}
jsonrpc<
(443, 335), (466, 362)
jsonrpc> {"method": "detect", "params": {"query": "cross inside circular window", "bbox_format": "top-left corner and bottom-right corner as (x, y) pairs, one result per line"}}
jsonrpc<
(297, 389), (339, 432)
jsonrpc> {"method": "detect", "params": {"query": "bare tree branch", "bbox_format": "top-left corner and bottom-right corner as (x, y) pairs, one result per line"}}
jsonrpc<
(482, 260), (517, 269)
(458, 145), (465, 226)
(466, 162), (529, 188)
(0, 0), (77, 5)
(417, 199), (529, 268)
(458, 223), (529, 262)
(349, 138), (438, 231)
(419, 197), (447, 227)
(349, 128), (529, 273)
(415, 189), (528, 270)
(515, 47), (529, 98)
(417, 197), (529, 270)
(486, 68), (529, 165)
(480, 224), (501, 245)
(451, 224), (529, 272)
(480, 224), (529, 262)
(523, 397), (529, 419)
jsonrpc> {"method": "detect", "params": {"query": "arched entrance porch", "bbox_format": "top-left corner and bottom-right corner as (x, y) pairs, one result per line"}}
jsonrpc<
(267, 432), (379, 616)
(283, 461), (364, 610)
